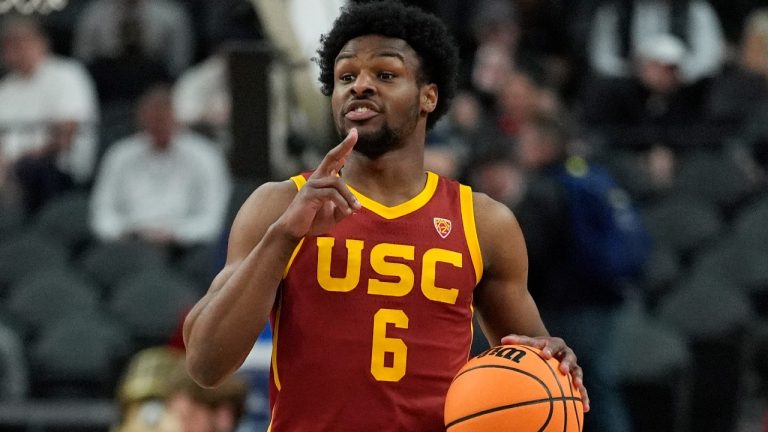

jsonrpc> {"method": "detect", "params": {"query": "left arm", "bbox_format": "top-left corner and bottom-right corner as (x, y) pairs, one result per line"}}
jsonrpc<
(472, 192), (590, 411)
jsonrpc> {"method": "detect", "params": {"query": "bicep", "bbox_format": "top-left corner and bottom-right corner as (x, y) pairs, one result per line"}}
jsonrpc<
(208, 180), (299, 293)
(472, 193), (549, 346)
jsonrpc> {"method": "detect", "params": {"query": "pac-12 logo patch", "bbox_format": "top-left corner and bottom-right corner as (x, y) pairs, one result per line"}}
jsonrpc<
(433, 217), (452, 239)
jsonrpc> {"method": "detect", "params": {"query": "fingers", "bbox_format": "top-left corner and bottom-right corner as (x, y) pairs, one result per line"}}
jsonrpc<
(312, 128), (358, 178)
(499, 334), (590, 411)
(500, 334), (550, 356)
(305, 176), (361, 213)
(304, 177), (360, 215)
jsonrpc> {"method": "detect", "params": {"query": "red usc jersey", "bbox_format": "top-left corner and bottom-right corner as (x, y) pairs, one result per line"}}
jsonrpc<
(268, 171), (483, 432)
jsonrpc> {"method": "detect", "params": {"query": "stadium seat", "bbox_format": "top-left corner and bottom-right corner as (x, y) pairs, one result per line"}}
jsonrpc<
(732, 193), (768, 245)
(689, 236), (768, 317)
(0, 320), (29, 401)
(0, 232), (69, 297)
(176, 243), (219, 293)
(673, 149), (756, 212)
(109, 268), (199, 348)
(5, 267), (101, 338)
(31, 190), (93, 256)
(641, 193), (723, 259)
(641, 243), (681, 301)
(29, 311), (133, 398)
(657, 278), (755, 432)
(614, 299), (690, 432)
(0, 200), (25, 244)
(79, 240), (169, 294)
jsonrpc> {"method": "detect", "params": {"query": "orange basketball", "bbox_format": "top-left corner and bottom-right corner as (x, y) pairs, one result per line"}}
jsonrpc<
(444, 344), (584, 431)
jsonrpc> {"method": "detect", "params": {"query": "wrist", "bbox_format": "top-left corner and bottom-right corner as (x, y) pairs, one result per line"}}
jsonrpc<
(265, 219), (305, 247)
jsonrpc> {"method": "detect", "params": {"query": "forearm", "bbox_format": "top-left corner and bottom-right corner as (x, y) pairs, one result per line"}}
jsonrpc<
(183, 222), (300, 387)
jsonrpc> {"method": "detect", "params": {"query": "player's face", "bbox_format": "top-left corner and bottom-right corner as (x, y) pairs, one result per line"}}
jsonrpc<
(331, 35), (436, 158)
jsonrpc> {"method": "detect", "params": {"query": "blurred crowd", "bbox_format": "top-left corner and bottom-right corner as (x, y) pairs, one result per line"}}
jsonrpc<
(0, 0), (768, 431)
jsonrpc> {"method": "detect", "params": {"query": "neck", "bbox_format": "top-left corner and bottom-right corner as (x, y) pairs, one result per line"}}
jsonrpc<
(341, 135), (427, 207)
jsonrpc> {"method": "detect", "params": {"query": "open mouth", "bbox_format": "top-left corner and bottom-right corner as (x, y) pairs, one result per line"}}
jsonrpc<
(345, 106), (379, 121)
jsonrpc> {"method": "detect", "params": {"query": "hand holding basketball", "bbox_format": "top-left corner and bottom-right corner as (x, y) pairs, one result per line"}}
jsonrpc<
(445, 344), (585, 431)
(501, 334), (590, 412)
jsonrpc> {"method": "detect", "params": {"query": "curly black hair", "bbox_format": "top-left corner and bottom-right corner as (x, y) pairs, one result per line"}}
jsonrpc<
(315, 1), (459, 130)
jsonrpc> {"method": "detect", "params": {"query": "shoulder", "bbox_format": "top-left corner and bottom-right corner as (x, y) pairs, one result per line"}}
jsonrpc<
(102, 135), (146, 162)
(228, 179), (300, 247)
(471, 192), (520, 236)
(43, 56), (90, 78)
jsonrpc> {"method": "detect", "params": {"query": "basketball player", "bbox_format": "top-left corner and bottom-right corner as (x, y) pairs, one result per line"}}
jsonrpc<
(183, 2), (589, 430)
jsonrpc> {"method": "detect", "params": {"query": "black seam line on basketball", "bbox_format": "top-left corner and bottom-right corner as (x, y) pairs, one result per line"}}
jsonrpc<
(566, 369), (583, 431)
(519, 346), (568, 432)
(447, 364), (554, 430)
(444, 397), (581, 430)
(452, 365), (555, 401)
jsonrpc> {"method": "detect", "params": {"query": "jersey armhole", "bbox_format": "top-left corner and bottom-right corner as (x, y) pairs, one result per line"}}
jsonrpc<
(460, 185), (484, 284)
(290, 174), (307, 190)
(283, 174), (307, 277)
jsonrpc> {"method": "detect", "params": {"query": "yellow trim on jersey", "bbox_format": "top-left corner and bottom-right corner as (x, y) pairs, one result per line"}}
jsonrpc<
(460, 184), (483, 284)
(469, 304), (476, 360)
(346, 171), (439, 219)
(271, 293), (283, 391)
(283, 238), (305, 278)
(290, 174), (307, 190)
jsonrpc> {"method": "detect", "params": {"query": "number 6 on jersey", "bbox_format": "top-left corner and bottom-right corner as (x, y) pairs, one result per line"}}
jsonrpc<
(371, 309), (409, 382)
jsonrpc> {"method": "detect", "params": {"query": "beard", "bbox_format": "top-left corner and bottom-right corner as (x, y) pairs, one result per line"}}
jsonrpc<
(335, 102), (420, 159)
(351, 124), (399, 159)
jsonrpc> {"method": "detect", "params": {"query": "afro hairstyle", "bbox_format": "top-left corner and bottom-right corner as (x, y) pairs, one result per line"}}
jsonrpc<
(315, 1), (459, 130)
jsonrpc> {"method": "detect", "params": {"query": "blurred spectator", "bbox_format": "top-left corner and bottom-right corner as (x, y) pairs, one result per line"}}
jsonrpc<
(114, 346), (184, 432)
(707, 8), (768, 130)
(0, 14), (99, 215)
(467, 0), (521, 99)
(90, 85), (231, 251)
(113, 345), (248, 432)
(496, 71), (562, 141)
(580, 33), (722, 193)
(164, 360), (248, 432)
(512, 112), (638, 432)
(589, 0), (725, 84)
(73, 0), (194, 79)
(468, 151), (527, 209)
(425, 91), (488, 179)
(72, 0), (185, 105)
(172, 46), (231, 146)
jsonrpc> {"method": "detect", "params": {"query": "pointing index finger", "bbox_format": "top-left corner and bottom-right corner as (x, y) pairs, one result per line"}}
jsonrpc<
(313, 128), (358, 177)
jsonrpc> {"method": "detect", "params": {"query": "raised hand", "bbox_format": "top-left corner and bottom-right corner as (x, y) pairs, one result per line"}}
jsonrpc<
(276, 128), (362, 239)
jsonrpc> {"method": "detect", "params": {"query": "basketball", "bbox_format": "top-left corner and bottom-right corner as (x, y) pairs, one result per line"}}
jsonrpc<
(444, 344), (584, 431)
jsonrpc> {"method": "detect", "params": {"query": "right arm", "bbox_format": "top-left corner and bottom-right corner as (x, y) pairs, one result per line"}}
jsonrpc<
(183, 129), (360, 387)
(183, 180), (302, 387)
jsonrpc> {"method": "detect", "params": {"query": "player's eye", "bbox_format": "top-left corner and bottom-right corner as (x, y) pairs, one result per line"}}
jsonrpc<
(339, 74), (355, 82)
(379, 72), (395, 80)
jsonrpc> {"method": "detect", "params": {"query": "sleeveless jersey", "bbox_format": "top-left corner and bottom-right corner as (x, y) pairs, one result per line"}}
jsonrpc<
(267, 171), (484, 432)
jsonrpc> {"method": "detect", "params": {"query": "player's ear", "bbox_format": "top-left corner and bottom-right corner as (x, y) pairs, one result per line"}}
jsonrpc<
(421, 84), (438, 114)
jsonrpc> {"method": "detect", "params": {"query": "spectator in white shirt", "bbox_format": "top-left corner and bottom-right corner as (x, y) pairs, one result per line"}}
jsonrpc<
(0, 15), (98, 214)
(90, 85), (231, 249)
(73, 0), (193, 78)
(589, 0), (725, 83)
